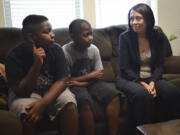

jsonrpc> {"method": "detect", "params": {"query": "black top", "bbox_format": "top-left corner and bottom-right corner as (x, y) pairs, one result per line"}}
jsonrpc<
(117, 30), (172, 82)
(5, 42), (68, 92)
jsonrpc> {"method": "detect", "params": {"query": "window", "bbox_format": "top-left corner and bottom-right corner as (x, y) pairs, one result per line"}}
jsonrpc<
(95, 0), (157, 28)
(3, 0), (83, 28)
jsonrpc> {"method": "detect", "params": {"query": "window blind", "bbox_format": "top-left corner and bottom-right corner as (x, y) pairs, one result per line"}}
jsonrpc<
(3, 0), (83, 28)
(95, 0), (157, 28)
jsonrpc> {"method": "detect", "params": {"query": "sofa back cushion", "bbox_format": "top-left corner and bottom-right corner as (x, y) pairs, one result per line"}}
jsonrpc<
(0, 28), (23, 63)
(106, 25), (128, 57)
(53, 28), (71, 46)
(93, 28), (112, 60)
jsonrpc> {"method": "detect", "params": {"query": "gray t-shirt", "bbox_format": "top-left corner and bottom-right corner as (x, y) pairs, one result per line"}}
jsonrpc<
(63, 41), (103, 77)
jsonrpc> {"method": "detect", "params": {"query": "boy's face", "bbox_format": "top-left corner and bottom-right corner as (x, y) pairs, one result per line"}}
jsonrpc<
(31, 21), (55, 48)
(73, 22), (93, 50)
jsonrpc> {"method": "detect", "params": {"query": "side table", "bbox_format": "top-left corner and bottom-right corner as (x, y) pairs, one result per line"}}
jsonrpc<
(137, 119), (180, 135)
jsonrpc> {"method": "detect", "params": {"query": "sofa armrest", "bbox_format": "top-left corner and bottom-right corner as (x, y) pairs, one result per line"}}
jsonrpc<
(164, 56), (180, 74)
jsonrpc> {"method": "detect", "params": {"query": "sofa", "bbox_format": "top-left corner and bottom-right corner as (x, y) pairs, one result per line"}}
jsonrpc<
(0, 25), (180, 135)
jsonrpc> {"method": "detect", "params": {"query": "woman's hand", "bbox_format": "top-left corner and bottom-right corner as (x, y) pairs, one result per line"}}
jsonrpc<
(150, 88), (157, 98)
(149, 81), (155, 91)
(139, 81), (157, 98)
(149, 81), (157, 98)
(139, 81), (152, 92)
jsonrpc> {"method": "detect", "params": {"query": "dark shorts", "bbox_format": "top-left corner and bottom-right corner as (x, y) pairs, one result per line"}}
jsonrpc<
(70, 80), (120, 109)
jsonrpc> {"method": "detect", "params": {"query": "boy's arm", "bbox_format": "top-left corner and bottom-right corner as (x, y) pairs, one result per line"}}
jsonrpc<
(12, 61), (42, 97)
(24, 44), (69, 123)
(25, 77), (68, 123)
(66, 71), (103, 87)
(12, 44), (45, 97)
(66, 80), (89, 87)
(70, 70), (103, 82)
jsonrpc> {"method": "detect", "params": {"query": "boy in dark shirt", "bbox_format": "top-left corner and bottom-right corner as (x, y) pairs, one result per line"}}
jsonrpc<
(5, 15), (78, 135)
(63, 19), (121, 135)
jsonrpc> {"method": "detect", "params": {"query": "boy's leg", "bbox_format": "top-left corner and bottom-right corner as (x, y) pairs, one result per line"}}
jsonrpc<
(88, 80), (120, 135)
(79, 101), (95, 135)
(59, 103), (78, 135)
(50, 88), (78, 135)
(21, 120), (36, 135)
(70, 86), (95, 135)
(9, 93), (41, 135)
(106, 96), (120, 135)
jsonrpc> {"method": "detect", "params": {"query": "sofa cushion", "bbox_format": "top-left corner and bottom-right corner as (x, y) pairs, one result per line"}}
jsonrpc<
(106, 25), (128, 57)
(163, 73), (180, 80)
(53, 28), (71, 46)
(102, 61), (116, 82)
(110, 57), (120, 77)
(93, 29), (112, 60)
(163, 73), (180, 90)
(168, 78), (180, 91)
(0, 64), (8, 109)
(0, 110), (22, 135)
(165, 56), (180, 74)
(0, 28), (23, 62)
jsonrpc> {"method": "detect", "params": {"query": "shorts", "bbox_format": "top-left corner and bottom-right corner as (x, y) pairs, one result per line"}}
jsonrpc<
(8, 88), (76, 121)
(70, 80), (120, 110)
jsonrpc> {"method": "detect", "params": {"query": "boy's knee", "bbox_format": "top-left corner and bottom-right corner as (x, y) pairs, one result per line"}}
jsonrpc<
(106, 96), (120, 111)
(80, 101), (92, 112)
(108, 96), (120, 107)
(63, 102), (77, 113)
(10, 98), (37, 116)
(111, 96), (120, 103)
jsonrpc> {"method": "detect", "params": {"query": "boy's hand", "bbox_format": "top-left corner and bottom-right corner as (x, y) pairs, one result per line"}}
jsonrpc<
(33, 43), (46, 65)
(25, 100), (46, 124)
(88, 70), (103, 80)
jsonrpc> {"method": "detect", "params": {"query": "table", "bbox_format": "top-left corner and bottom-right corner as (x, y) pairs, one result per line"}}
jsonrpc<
(137, 119), (180, 135)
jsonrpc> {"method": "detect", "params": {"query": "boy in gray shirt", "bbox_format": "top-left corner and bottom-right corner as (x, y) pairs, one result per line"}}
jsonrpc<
(63, 19), (121, 135)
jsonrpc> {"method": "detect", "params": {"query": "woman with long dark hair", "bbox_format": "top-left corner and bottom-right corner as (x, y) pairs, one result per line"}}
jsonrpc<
(116, 3), (180, 129)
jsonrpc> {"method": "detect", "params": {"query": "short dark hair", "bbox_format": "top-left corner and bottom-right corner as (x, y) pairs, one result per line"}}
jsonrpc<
(128, 3), (155, 37)
(22, 14), (48, 39)
(69, 19), (91, 34)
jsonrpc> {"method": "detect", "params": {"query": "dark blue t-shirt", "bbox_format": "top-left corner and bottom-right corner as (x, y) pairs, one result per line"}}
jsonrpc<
(5, 42), (68, 93)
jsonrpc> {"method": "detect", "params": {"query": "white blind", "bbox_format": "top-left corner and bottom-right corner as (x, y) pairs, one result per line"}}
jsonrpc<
(95, 0), (157, 28)
(3, 0), (83, 28)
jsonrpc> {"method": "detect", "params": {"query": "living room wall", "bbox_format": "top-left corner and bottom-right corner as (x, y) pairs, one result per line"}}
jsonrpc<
(158, 0), (180, 56)
(0, 0), (5, 27)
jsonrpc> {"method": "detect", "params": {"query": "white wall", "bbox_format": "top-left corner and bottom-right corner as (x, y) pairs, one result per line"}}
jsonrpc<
(83, 0), (96, 28)
(158, 0), (180, 56)
(0, 0), (5, 27)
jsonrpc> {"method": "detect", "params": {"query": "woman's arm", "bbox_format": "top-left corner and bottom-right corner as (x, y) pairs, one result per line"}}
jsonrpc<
(118, 33), (139, 81)
(150, 31), (167, 82)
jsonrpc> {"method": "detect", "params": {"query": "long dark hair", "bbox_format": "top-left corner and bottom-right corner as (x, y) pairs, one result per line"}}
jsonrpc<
(128, 3), (155, 38)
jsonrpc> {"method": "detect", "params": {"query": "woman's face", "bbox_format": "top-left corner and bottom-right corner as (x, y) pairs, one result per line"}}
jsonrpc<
(130, 10), (147, 35)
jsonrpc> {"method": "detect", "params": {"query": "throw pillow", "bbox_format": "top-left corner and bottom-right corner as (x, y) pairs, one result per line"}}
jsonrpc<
(0, 63), (8, 107)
